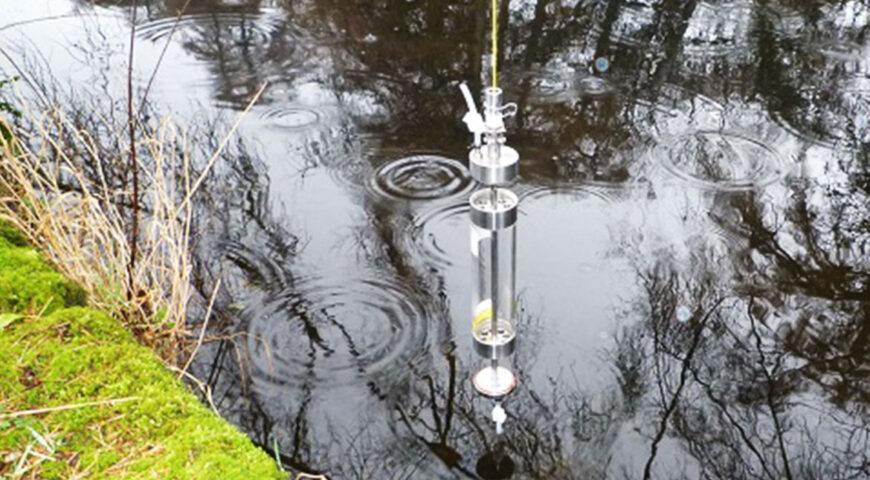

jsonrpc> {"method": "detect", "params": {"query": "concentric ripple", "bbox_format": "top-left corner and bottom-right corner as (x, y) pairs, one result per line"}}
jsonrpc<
(526, 74), (571, 98)
(519, 184), (620, 205)
(404, 183), (622, 273)
(260, 106), (322, 131)
(136, 10), (285, 44)
(576, 76), (617, 97)
(510, 67), (584, 103)
(370, 155), (472, 201)
(246, 276), (429, 388)
(659, 131), (786, 191)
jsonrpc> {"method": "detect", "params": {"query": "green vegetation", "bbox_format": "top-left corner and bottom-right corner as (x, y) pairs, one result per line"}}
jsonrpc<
(0, 225), (285, 479)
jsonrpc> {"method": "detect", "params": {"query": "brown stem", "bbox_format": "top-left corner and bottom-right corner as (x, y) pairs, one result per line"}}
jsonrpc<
(137, 0), (193, 118)
(126, 1), (140, 304)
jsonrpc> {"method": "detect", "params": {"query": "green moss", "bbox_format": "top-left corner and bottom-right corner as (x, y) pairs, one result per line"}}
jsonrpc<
(0, 224), (285, 479)
(0, 222), (28, 247)
(0, 235), (86, 314)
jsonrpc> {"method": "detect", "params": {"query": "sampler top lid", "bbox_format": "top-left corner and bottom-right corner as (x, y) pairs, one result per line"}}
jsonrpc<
(469, 145), (519, 186)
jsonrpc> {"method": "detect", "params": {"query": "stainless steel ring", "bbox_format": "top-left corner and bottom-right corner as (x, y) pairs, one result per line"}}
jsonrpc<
(469, 145), (519, 186)
(470, 188), (518, 230)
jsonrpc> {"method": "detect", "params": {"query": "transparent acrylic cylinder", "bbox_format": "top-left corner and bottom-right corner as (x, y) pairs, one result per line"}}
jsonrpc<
(470, 189), (517, 359)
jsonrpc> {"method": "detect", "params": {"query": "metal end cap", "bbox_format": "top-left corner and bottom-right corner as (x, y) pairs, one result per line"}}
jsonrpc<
(473, 366), (517, 398)
(469, 146), (519, 186)
(470, 188), (518, 230)
(473, 333), (516, 358)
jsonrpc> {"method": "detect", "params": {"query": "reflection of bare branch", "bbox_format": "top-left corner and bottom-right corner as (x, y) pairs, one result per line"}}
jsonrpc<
(642, 297), (724, 480)
(686, 363), (777, 479)
(747, 297), (794, 480)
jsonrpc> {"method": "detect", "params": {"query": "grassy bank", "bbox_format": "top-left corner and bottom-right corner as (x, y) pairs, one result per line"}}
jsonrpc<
(0, 225), (285, 479)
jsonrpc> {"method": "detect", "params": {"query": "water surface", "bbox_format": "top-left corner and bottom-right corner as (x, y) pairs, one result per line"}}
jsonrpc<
(1, 1), (868, 478)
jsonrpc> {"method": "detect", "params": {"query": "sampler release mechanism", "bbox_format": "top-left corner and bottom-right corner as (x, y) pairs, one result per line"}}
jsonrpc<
(461, 84), (519, 186)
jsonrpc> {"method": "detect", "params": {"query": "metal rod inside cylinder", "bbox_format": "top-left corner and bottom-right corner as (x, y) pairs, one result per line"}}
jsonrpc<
(489, 187), (499, 362)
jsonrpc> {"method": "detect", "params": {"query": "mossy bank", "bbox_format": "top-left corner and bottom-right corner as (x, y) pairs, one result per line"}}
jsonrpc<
(0, 224), (285, 479)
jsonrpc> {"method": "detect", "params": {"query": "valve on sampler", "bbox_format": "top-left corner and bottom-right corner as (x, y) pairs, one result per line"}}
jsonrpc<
(459, 83), (521, 186)
(482, 87), (517, 136)
(460, 83), (486, 148)
(459, 83), (517, 150)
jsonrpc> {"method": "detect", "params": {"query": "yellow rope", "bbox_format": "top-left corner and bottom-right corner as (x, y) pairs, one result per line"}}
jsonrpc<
(491, 0), (498, 88)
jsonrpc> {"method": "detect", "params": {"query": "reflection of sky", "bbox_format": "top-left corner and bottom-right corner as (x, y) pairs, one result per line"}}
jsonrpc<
(0, 1), (75, 24)
(833, 0), (870, 28)
(0, 10), (213, 114)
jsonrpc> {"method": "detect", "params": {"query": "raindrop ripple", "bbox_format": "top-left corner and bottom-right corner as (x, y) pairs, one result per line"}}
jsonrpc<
(370, 155), (472, 201)
(659, 131), (786, 191)
(246, 276), (429, 388)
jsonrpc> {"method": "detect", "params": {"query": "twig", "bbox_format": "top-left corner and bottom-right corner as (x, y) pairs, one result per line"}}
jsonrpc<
(126, 1), (140, 304)
(137, 0), (193, 116)
(35, 295), (56, 318)
(178, 82), (268, 212)
(178, 279), (221, 379)
(167, 365), (219, 414)
(688, 364), (778, 479)
(0, 397), (141, 419)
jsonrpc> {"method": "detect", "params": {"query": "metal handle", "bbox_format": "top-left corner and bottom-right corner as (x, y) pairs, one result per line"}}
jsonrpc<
(460, 83), (478, 114)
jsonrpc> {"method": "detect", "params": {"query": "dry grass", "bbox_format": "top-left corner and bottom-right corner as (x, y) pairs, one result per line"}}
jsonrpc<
(0, 86), (262, 360)
(0, 94), (338, 480)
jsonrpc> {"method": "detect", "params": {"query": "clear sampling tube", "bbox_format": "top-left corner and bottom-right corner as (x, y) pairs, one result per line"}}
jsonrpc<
(470, 188), (518, 397)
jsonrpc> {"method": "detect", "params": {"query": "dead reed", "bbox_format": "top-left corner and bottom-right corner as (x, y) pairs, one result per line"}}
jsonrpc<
(0, 86), (263, 360)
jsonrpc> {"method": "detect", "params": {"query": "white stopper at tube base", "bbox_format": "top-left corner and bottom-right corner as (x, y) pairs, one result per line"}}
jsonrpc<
(492, 404), (506, 435)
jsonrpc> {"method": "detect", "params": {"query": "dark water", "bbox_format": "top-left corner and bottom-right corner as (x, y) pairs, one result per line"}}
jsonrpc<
(1, 1), (868, 478)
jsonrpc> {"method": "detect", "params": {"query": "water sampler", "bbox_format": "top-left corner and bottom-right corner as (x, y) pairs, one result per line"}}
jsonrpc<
(457, 4), (522, 477)
(460, 83), (520, 399)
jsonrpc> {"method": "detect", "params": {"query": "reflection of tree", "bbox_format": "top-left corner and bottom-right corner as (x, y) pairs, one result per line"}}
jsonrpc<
(74, 0), (870, 188)
(755, 1), (870, 147)
(712, 181), (868, 405)
(618, 238), (869, 479)
(381, 228), (866, 479)
(176, 1), (869, 477)
(391, 343), (615, 478)
(55, 0), (870, 477)
(169, 126), (334, 475)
